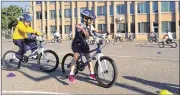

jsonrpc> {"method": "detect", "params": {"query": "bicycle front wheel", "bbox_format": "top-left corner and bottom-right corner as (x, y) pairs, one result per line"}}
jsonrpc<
(94, 56), (118, 88)
(37, 50), (59, 73)
(2, 50), (20, 71)
(61, 53), (79, 78)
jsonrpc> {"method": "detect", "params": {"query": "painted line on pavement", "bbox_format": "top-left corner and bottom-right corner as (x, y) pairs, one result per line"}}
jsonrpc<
(57, 52), (179, 61)
(2, 91), (68, 95)
(108, 55), (179, 61)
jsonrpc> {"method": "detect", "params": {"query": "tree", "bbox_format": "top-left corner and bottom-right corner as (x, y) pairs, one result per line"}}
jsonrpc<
(1, 5), (22, 30)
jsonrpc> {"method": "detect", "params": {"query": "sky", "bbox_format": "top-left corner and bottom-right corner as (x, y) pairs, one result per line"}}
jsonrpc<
(1, 1), (30, 9)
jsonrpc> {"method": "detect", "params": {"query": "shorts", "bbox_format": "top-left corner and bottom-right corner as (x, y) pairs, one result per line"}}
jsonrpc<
(72, 41), (90, 54)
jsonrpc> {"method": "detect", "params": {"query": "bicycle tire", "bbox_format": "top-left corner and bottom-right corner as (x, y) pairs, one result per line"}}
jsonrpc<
(171, 42), (177, 48)
(94, 56), (118, 88)
(38, 50), (59, 73)
(158, 42), (165, 48)
(61, 53), (79, 78)
(2, 50), (20, 71)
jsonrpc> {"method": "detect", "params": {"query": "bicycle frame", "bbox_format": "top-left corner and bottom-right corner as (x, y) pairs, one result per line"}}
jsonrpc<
(78, 43), (108, 73)
(26, 41), (45, 58)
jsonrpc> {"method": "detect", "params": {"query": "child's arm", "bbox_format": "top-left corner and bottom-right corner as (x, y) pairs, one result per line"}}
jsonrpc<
(75, 24), (89, 37)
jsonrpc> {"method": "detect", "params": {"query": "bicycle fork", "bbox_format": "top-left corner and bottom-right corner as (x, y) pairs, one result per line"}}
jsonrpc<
(97, 53), (108, 73)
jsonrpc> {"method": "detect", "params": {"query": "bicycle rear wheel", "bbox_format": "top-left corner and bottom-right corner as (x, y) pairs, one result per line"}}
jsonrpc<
(94, 56), (118, 88)
(51, 39), (55, 43)
(38, 50), (59, 73)
(2, 50), (20, 71)
(61, 53), (79, 78)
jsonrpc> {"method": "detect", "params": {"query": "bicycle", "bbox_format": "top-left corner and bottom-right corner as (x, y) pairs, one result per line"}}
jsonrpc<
(66, 33), (73, 40)
(51, 37), (61, 43)
(61, 34), (118, 88)
(114, 37), (124, 42)
(125, 37), (134, 42)
(148, 37), (158, 43)
(2, 34), (60, 72)
(89, 33), (109, 48)
(158, 39), (177, 48)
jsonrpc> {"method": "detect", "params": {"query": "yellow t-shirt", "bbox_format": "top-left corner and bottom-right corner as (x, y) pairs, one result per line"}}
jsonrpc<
(13, 21), (42, 40)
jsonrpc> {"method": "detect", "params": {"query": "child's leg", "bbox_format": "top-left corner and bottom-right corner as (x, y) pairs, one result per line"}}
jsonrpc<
(85, 54), (94, 74)
(13, 39), (28, 59)
(69, 53), (79, 75)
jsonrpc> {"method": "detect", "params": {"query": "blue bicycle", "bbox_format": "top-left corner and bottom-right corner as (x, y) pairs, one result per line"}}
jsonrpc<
(61, 34), (118, 88)
(2, 35), (59, 72)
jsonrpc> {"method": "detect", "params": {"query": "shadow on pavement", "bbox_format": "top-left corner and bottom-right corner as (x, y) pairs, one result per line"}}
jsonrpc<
(77, 73), (156, 94)
(14, 62), (69, 85)
(123, 76), (180, 95)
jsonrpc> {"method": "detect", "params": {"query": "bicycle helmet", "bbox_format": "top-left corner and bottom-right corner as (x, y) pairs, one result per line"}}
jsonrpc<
(81, 9), (96, 20)
(23, 13), (32, 22)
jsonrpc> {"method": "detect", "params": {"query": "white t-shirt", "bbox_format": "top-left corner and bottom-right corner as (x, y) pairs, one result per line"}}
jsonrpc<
(116, 33), (121, 37)
(55, 32), (60, 37)
(168, 32), (173, 39)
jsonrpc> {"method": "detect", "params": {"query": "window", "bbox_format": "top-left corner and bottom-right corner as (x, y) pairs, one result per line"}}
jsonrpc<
(138, 22), (150, 33)
(98, 24), (106, 32)
(110, 5), (114, 15)
(138, 2), (149, 13)
(45, 11), (47, 19)
(130, 3), (134, 14)
(97, 6), (106, 16)
(131, 23), (135, 33)
(161, 21), (176, 33)
(49, 1), (55, 4)
(161, 1), (175, 12)
(179, 1), (180, 11)
(50, 26), (57, 34)
(65, 25), (72, 34)
(117, 23), (128, 33)
(64, 9), (71, 18)
(153, 1), (158, 13)
(116, 4), (127, 15)
(50, 10), (56, 19)
(91, 7), (94, 14)
(59, 10), (62, 18)
(74, 8), (77, 17)
(36, 1), (42, 5)
(36, 11), (42, 19)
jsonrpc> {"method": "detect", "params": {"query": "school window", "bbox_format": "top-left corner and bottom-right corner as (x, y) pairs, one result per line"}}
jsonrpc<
(65, 25), (72, 34)
(131, 23), (135, 33)
(45, 11), (47, 19)
(138, 22), (150, 33)
(49, 1), (56, 4)
(161, 1), (175, 12)
(153, 1), (158, 13)
(36, 1), (42, 5)
(59, 9), (62, 18)
(117, 23), (128, 33)
(36, 11), (42, 19)
(74, 8), (77, 17)
(91, 7), (94, 14)
(50, 26), (57, 34)
(130, 3), (134, 14)
(97, 6), (106, 16)
(50, 10), (56, 19)
(161, 21), (176, 33)
(179, 1), (180, 11)
(138, 2), (149, 13)
(116, 4), (127, 15)
(110, 5), (114, 15)
(98, 24), (106, 32)
(64, 9), (71, 18)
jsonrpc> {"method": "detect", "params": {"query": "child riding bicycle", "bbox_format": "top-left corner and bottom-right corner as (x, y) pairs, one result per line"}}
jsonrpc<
(163, 29), (173, 44)
(69, 10), (104, 82)
(12, 13), (42, 62)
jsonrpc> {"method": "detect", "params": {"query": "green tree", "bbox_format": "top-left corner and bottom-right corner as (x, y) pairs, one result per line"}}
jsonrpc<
(1, 5), (22, 30)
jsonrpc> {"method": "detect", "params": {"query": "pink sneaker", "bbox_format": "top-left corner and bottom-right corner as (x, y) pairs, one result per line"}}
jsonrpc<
(68, 75), (76, 82)
(89, 74), (96, 80)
